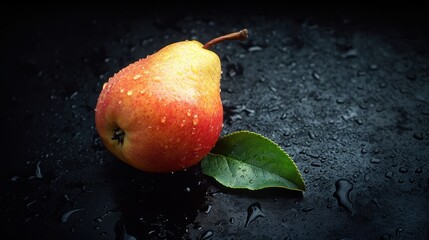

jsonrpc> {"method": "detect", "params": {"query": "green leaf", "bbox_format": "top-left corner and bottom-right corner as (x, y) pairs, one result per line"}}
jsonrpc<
(201, 130), (306, 191)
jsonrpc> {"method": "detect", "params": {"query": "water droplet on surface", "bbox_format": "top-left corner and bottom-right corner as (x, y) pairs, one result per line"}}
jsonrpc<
(415, 166), (423, 173)
(333, 179), (355, 215)
(371, 197), (383, 208)
(187, 109), (192, 117)
(385, 171), (393, 179)
(399, 167), (408, 173)
(202, 204), (212, 214)
(336, 98), (345, 104)
(370, 64), (378, 70)
(140, 89), (146, 94)
(302, 207), (314, 212)
(193, 117), (199, 126)
(248, 46), (263, 52)
(245, 202), (266, 227)
(364, 174), (370, 182)
(311, 162), (321, 167)
(161, 116), (166, 123)
(413, 132), (423, 140)
(127, 90), (133, 96)
(120, 89), (125, 93)
(396, 227), (403, 237)
(35, 161), (43, 178)
(312, 72), (320, 80)
(193, 221), (203, 230)
(229, 114), (243, 122)
(200, 230), (213, 239)
(133, 74), (142, 80)
(370, 158), (381, 164)
(61, 209), (84, 223)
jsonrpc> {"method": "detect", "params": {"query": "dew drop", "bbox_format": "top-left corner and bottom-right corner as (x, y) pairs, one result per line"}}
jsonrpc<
(120, 89), (124, 93)
(61, 209), (84, 223)
(194, 144), (202, 151)
(140, 89), (146, 94)
(193, 117), (199, 126)
(415, 166), (423, 173)
(370, 158), (381, 164)
(35, 161), (43, 179)
(396, 227), (403, 237)
(161, 116), (166, 123)
(371, 197), (383, 208)
(245, 202), (266, 227)
(127, 90), (133, 96)
(200, 230), (213, 240)
(302, 207), (314, 212)
(187, 109), (192, 117)
(202, 204), (212, 214)
(385, 171), (393, 179)
(133, 74), (142, 80)
(333, 179), (355, 216)
(364, 174), (370, 182)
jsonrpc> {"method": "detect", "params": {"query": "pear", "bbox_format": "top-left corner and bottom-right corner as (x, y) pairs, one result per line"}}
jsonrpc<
(95, 29), (248, 172)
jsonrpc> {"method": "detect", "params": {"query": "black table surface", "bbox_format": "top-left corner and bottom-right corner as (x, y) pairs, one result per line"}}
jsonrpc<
(1, 5), (428, 240)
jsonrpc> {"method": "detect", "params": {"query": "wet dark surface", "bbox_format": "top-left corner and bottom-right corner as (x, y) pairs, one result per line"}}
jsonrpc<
(1, 5), (429, 240)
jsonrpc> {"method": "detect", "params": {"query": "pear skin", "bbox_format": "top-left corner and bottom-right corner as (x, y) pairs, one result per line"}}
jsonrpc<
(95, 41), (222, 172)
(95, 30), (247, 172)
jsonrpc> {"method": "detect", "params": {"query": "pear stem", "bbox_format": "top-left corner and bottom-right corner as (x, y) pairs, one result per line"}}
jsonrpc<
(203, 29), (248, 49)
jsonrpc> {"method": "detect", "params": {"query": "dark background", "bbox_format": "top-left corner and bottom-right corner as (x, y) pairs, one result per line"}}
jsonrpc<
(1, 4), (428, 240)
